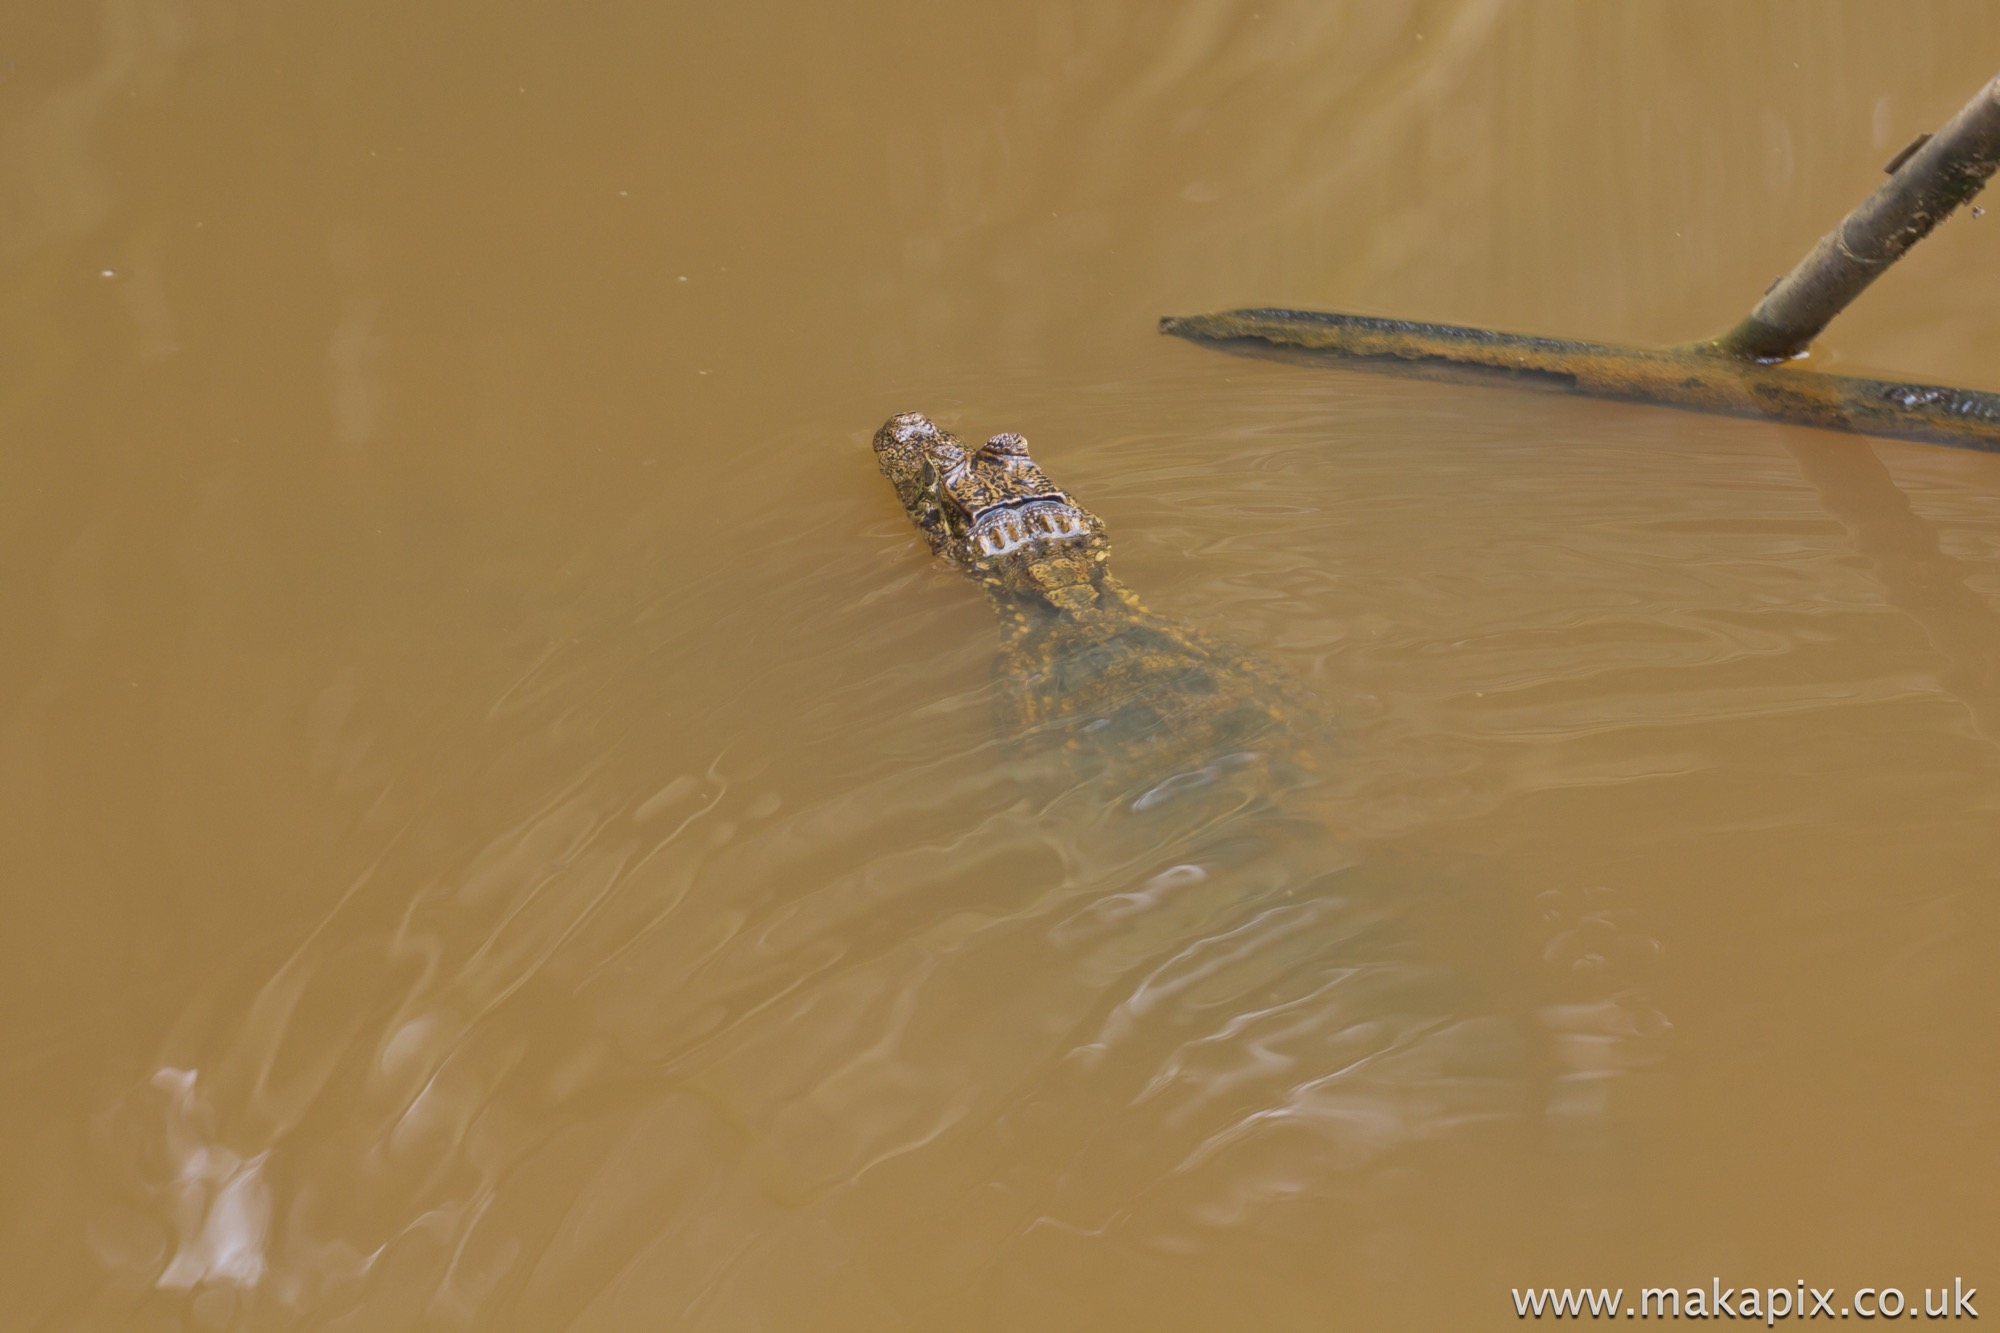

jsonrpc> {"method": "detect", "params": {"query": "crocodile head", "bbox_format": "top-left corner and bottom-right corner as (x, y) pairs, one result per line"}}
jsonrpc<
(873, 411), (1112, 612)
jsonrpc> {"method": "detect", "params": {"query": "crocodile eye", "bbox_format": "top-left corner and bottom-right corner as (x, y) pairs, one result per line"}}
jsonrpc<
(919, 460), (938, 490)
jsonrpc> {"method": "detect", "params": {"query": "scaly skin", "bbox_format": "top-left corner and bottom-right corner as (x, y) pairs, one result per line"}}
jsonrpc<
(872, 411), (1317, 791)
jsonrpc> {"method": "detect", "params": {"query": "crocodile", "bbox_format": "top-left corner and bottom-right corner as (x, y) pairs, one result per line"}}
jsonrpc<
(866, 411), (1593, 1183)
(871, 410), (1322, 811)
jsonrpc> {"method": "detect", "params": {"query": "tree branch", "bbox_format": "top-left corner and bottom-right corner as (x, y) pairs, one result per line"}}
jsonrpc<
(1710, 73), (2000, 362)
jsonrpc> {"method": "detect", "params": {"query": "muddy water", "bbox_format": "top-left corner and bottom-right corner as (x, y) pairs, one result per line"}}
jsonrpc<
(7, 2), (2000, 1329)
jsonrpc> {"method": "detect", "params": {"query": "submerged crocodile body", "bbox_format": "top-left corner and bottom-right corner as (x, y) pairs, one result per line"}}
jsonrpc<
(871, 410), (1319, 802)
(867, 413), (1654, 1191)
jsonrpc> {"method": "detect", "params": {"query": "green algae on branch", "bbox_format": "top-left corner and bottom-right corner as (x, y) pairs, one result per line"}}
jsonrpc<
(1159, 308), (2000, 453)
(1163, 69), (2000, 453)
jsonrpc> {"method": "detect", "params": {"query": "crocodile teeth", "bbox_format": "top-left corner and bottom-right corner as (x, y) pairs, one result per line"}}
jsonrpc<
(969, 503), (1091, 560)
(977, 519), (1023, 556)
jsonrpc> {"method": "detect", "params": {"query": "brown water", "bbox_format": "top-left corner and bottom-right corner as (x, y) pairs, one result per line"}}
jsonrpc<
(8, 2), (2000, 1329)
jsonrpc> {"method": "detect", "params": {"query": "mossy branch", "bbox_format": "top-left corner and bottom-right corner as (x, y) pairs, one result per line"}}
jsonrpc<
(1161, 68), (2000, 453)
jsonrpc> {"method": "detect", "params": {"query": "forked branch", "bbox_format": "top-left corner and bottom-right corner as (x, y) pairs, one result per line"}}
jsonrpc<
(1161, 67), (2000, 453)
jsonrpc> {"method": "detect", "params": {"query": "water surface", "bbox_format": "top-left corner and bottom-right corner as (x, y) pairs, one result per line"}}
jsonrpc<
(6, 2), (2000, 1329)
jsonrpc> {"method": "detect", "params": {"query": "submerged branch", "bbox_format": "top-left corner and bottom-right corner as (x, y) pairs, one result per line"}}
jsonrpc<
(1159, 309), (2000, 453)
(1161, 69), (2000, 452)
